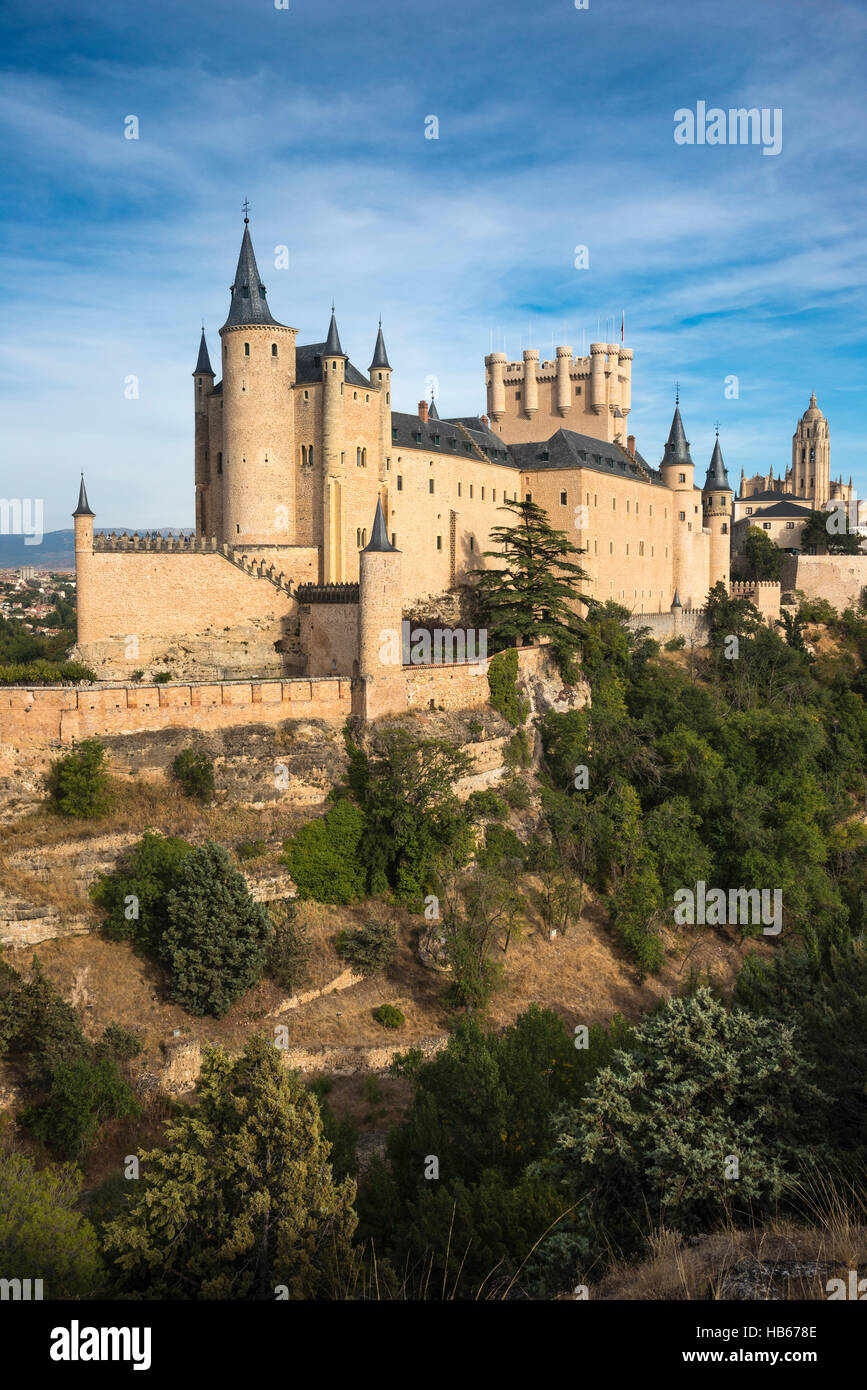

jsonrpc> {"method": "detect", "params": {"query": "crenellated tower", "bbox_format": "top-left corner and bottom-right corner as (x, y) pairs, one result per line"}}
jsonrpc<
(219, 213), (297, 549)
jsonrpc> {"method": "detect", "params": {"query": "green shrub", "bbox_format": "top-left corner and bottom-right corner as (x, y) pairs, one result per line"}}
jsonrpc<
(0, 660), (97, 685)
(23, 1055), (140, 1163)
(466, 788), (507, 822)
(664, 635), (686, 651)
(130, 669), (144, 682)
(171, 748), (215, 803)
(501, 775), (531, 810)
(504, 728), (532, 769)
(264, 902), (311, 993)
(283, 799), (367, 904)
(477, 823), (526, 870)
(161, 843), (273, 1017)
(236, 837), (267, 861)
(335, 918), (397, 977)
(487, 649), (528, 726)
(46, 738), (114, 819)
(153, 671), (173, 684)
(552, 639), (582, 685)
(798, 596), (837, 625)
(0, 1150), (101, 1298)
(90, 831), (194, 951)
(373, 1004), (404, 1029)
(466, 717), (485, 738)
(97, 1022), (142, 1062)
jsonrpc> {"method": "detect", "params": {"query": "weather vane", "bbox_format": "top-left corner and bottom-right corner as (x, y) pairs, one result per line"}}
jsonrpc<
(242, 198), (250, 223)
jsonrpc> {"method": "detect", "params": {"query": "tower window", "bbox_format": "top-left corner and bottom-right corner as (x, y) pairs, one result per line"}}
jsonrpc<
(353, 391), (358, 400)
(357, 447), (362, 467)
(391, 533), (396, 546)
(436, 536), (442, 550)
(481, 486), (485, 500)
(470, 485), (474, 499)
(271, 344), (278, 357)
(397, 476), (403, 491)
(469, 536), (475, 551)
(217, 452), (223, 475)
(244, 343), (250, 356)
(492, 489), (496, 501)
(721, 524), (728, 534)
(560, 491), (567, 505)
(526, 493), (532, 502)
(429, 479), (434, 494)
(679, 510), (686, 521)
(458, 482), (462, 497)
(678, 472), (685, 483)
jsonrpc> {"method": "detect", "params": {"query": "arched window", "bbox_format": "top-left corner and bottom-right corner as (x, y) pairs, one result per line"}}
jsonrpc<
(362, 448), (367, 467)
(357, 447), (362, 467)
(309, 445), (314, 468)
(356, 528), (361, 547)
(362, 528), (367, 546)
(244, 342), (250, 356)
(271, 343), (278, 357)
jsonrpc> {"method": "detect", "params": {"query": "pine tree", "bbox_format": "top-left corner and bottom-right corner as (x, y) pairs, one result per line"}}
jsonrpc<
(469, 498), (589, 649)
(102, 1036), (357, 1299)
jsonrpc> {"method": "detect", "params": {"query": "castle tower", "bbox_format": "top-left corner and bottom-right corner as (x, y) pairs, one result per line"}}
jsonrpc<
(219, 212), (297, 549)
(322, 307), (347, 582)
(555, 345), (573, 417)
(659, 395), (697, 603)
(485, 351), (507, 423)
(356, 498), (404, 720)
(193, 328), (215, 539)
(792, 392), (830, 506)
(72, 474), (95, 646)
(702, 430), (733, 590)
(369, 320), (392, 486)
(522, 349), (539, 417)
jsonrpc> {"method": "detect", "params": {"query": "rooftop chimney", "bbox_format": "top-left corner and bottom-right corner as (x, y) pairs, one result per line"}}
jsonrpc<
(627, 434), (636, 457)
(418, 400), (428, 423)
(481, 414), (490, 428)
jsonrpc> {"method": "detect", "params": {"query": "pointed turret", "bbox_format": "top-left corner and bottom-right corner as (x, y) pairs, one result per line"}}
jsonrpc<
(221, 218), (283, 330)
(369, 320), (391, 370)
(704, 435), (730, 491)
(662, 400), (694, 468)
(428, 395), (439, 420)
(324, 306), (345, 357)
(363, 496), (397, 552)
(73, 473), (94, 517)
(193, 328), (214, 376)
(671, 588), (682, 608)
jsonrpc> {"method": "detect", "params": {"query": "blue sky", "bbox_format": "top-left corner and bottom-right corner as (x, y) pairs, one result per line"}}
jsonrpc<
(1, 0), (865, 529)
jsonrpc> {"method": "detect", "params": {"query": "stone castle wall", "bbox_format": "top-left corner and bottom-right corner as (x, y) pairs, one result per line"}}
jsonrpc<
(0, 677), (352, 746)
(781, 555), (867, 612)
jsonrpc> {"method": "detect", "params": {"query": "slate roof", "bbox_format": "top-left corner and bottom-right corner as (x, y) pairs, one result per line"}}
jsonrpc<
(511, 429), (665, 486)
(324, 309), (344, 356)
(738, 501), (813, 520)
(221, 223), (285, 330)
(390, 412), (514, 464)
(295, 343), (371, 389)
(363, 497), (397, 552)
(662, 403), (693, 468)
(739, 488), (808, 503)
(704, 437), (729, 490)
(73, 475), (94, 517)
(193, 329), (214, 376)
(369, 323), (391, 370)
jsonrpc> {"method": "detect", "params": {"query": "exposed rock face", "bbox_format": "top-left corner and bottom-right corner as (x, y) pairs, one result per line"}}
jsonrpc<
(516, 645), (591, 720)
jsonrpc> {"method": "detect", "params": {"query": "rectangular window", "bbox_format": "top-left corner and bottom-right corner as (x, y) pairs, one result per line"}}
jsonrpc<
(481, 486), (485, 500)
(639, 540), (644, 556)
(429, 479), (434, 494)
(391, 533), (396, 547)
(678, 472), (685, 483)
(244, 343), (250, 356)
(457, 482), (462, 497)
(470, 485), (474, 499)
(469, 536), (475, 551)
(492, 489), (496, 501)
(763, 522), (772, 530)
(397, 476), (403, 491)
(785, 521), (794, 530)
(560, 491), (567, 505)
(526, 493), (532, 502)
(679, 511), (686, 521)
(436, 536), (442, 550)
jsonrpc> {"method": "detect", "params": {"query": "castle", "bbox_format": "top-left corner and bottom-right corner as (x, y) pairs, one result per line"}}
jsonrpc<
(71, 214), (735, 716)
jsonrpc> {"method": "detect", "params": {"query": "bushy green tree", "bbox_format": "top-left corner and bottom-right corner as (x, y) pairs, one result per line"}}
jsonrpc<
(335, 918), (397, 977)
(161, 843), (272, 1017)
(283, 799), (367, 904)
(0, 1149), (101, 1298)
(46, 738), (114, 818)
(741, 525), (785, 579)
(171, 748), (215, 802)
(90, 831), (194, 950)
(548, 989), (825, 1251)
(486, 648), (528, 726)
(264, 901), (311, 993)
(102, 1036), (357, 1299)
(23, 1055), (139, 1163)
(470, 498), (589, 650)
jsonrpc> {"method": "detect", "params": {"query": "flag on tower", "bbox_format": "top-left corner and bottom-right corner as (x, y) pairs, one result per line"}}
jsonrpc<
(621, 312), (625, 343)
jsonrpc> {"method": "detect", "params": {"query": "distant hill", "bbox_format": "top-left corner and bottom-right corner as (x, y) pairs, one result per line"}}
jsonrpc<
(0, 528), (189, 570)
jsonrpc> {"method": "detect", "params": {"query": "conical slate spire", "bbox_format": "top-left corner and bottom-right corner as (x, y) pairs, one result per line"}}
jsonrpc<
(662, 400), (693, 468)
(704, 434), (730, 490)
(671, 588), (682, 609)
(73, 473), (94, 518)
(221, 221), (281, 330)
(369, 319), (391, 370)
(363, 497), (397, 552)
(324, 306), (344, 356)
(428, 396), (439, 420)
(193, 328), (214, 376)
